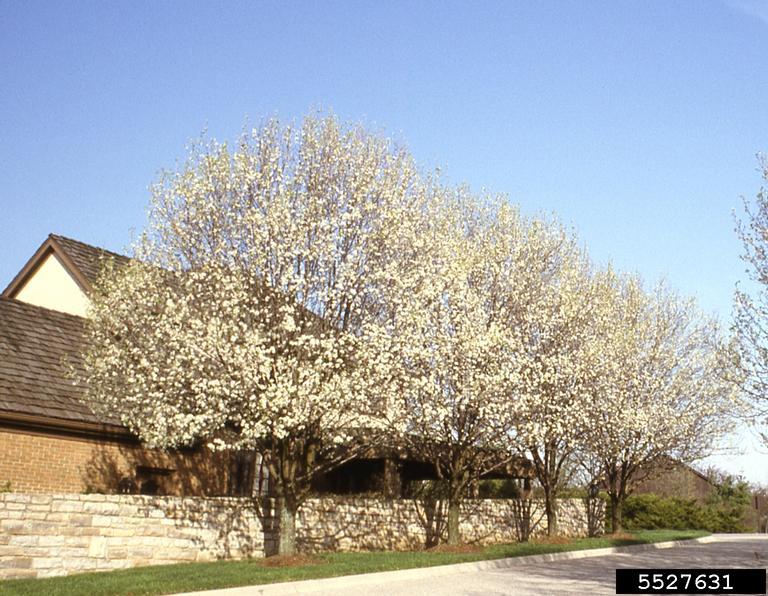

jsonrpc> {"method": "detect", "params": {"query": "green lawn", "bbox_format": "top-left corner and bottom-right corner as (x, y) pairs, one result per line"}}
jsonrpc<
(0, 530), (708, 596)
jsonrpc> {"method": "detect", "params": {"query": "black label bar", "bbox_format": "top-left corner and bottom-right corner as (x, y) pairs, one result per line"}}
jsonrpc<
(616, 568), (766, 594)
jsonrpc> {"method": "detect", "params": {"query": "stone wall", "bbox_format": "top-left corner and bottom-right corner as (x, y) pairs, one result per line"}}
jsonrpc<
(296, 497), (599, 552)
(0, 493), (602, 579)
(0, 493), (268, 579)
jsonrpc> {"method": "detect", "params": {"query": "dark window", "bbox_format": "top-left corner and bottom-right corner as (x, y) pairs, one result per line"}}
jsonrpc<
(136, 466), (174, 495)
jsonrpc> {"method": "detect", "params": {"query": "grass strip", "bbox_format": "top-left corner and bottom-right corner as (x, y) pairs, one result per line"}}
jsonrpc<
(0, 529), (709, 596)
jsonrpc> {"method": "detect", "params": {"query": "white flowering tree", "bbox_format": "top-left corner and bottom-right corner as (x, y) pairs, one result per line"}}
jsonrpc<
(82, 115), (426, 555)
(587, 272), (740, 533)
(734, 156), (768, 445)
(367, 194), (522, 545)
(493, 216), (601, 537)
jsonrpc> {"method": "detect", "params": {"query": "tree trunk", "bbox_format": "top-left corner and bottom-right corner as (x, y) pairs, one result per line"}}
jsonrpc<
(447, 498), (461, 545)
(585, 497), (601, 537)
(277, 498), (298, 556)
(541, 479), (558, 537)
(530, 441), (562, 537)
(610, 493), (622, 534)
(545, 496), (558, 537)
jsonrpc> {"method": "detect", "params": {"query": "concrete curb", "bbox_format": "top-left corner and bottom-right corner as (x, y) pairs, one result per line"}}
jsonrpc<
(174, 535), (720, 596)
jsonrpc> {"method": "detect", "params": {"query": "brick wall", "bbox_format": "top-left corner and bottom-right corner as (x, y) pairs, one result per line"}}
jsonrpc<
(0, 493), (602, 579)
(0, 429), (231, 496)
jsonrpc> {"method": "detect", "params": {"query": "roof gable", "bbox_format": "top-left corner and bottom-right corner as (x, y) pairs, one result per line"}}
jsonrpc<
(2, 235), (130, 317)
(47, 234), (131, 288)
(11, 251), (90, 316)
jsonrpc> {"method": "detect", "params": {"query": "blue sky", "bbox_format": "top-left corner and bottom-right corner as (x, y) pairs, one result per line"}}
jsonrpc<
(1, 1), (767, 482)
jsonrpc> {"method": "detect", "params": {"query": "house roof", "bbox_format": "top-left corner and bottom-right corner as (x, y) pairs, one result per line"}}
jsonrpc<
(2, 234), (130, 298)
(48, 234), (131, 288)
(0, 296), (123, 432)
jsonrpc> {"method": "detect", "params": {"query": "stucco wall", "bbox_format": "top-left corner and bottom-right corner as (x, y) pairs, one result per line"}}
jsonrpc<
(12, 252), (90, 317)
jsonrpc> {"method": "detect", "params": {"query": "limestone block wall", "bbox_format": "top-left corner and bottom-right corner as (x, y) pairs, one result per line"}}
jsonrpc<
(460, 497), (593, 542)
(0, 493), (268, 579)
(296, 497), (600, 553)
(0, 494), (602, 580)
(297, 498), (427, 551)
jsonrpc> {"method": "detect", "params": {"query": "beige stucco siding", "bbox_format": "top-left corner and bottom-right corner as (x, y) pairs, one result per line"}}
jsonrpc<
(13, 252), (90, 316)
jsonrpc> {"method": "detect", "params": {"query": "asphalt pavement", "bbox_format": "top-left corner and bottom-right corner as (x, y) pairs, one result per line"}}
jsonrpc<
(178, 534), (768, 596)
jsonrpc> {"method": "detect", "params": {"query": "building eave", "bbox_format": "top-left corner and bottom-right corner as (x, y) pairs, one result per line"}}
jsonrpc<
(0, 411), (136, 444)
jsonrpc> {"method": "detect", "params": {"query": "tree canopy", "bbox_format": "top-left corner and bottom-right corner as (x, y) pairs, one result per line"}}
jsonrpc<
(82, 113), (740, 550)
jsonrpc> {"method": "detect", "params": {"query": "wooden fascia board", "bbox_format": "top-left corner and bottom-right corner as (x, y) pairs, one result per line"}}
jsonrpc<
(1, 238), (55, 297)
(47, 235), (94, 294)
(2, 235), (93, 298)
(0, 411), (136, 444)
